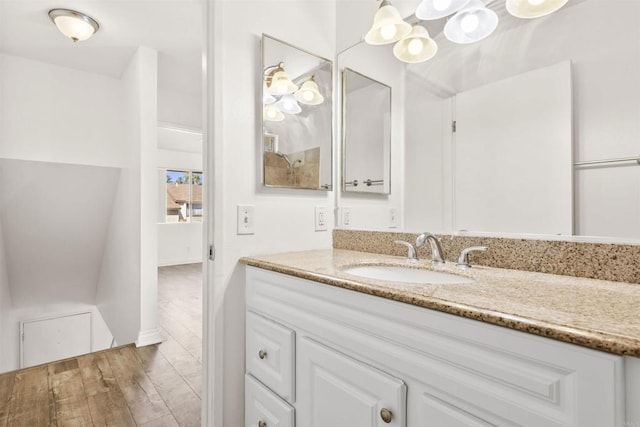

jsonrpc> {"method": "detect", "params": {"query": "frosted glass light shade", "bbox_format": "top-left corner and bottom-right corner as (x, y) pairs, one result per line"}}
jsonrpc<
(263, 84), (276, 104)
(268, 70), (299, 95)
(275, 94), (302, 114)
(365, 0), (412, 45)
(506, 0), (569, 18)
(294, 78), (324, 105)
(393, 25), (438, 63)
(444, 0), (498, 44)
(48, 9), (99, 42)
(264, 104), (285, 121)
(415, 0), (471, 20)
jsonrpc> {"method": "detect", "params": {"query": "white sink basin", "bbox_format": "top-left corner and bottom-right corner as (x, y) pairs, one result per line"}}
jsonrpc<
(342, 265), (474, 285)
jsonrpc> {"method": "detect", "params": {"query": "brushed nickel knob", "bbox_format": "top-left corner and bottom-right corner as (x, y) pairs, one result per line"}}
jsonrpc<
(258, 349), (267, 359)
(258, 421), (267, 427)
(380, 408), (393, 423)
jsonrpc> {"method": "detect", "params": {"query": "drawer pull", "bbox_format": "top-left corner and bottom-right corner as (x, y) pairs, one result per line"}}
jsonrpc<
(258, 349), (268, 359)
(258, 421), (267, 427)
(380, 408), (393, 423)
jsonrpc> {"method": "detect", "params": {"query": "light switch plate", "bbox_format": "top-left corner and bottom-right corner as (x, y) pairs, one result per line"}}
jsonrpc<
(237, 205), (255, 235)
(389, 207), (398, 228)
(315, 206), (329, 231)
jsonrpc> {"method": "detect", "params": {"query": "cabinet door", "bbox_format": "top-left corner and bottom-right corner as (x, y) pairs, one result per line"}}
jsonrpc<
(297, 336), (406, 427)
(246, 374), (295, 427)
(416, 392), (496, 427)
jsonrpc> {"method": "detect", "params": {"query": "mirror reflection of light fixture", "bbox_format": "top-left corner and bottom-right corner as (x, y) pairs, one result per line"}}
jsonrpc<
(415, 0), (471, 20)
(264, 62), (299, 95)
(506, 0), (568, 19)
(365, 0), (412, 45)
(444, 0), (498, 44)
(263, 104), (285, 122)
(275, 94), (302, 115)
(48, 9), (99, 42)
(393, 25), (438, 63)
(263, 84), (277, 105)
(294, 75), (324, 105)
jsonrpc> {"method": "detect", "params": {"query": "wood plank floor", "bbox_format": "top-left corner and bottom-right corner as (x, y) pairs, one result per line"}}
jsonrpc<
(0, 263), (203, 426)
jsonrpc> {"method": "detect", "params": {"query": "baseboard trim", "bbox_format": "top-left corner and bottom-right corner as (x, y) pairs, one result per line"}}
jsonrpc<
(135, 328), (162, 347)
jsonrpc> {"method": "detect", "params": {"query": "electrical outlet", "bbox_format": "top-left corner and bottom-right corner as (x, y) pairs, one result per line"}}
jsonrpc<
(342, 207), (351, 227)
(315, 206), (328, 231)
(389, 207), (398, 228)
(237, 205), (255, 235)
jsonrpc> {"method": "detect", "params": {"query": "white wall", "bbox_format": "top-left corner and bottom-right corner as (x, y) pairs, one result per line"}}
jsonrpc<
(0, 53), (126, 167)
(158, 87), (203, 130)
(0, 215), (13, 372)
(96, 47), (160, 347)
(208, 1), (336, 424)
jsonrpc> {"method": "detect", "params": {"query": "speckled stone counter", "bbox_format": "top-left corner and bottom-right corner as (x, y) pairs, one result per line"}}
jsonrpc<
(241, 249), (640, 357)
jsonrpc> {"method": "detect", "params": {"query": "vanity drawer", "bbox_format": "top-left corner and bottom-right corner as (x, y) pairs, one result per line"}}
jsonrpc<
(246, 374), (295, 427)
(246, 310), (295, 402)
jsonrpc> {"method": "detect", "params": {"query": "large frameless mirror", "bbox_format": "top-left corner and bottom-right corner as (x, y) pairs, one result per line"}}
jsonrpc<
(260, 34), (333, 190)
(342, 68), (391, 194)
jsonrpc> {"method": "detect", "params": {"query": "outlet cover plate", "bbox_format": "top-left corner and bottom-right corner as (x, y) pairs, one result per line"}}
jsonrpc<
(315, 206), (329, 231)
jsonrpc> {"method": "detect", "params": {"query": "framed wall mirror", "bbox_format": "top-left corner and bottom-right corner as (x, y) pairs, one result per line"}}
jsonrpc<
(342, 68), (391, 194)
(260, 34), (332, 190)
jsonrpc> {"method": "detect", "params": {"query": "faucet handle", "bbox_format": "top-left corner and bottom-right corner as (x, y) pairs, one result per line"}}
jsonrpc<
(456, 246), (488, 269)
(395, 240), (418, 261)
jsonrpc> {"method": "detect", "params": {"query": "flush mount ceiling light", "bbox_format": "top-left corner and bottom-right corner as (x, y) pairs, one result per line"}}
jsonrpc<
(393, 25), (438, 63)
(263, 104), (285, 122)
(506, 0), (568, 18)
(264, 63), (299, 96)
(415, 0), (471, 20)
(294, 75), (324, 106)
(275, 94), (302, 115)
(48, 9), (99, 42)
(444, 0), (498, 44)
(365, 0), (412, 45)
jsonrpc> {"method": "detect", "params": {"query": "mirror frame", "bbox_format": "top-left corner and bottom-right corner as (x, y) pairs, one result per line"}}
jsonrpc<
(341, 67), (392, 195)
(260, 34), (333, 191)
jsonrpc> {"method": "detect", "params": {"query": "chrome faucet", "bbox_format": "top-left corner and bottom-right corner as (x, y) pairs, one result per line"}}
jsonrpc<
(416, 232), (445, 263)
(395, 240), (418, 261)
(456, 246), (488, 269)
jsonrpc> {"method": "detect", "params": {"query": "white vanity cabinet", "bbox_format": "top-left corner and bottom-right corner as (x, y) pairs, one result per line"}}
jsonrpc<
(245, 266), (629, 427)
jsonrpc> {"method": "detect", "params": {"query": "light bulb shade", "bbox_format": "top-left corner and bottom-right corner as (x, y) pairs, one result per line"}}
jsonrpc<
(415, 0), (471, 20)
(393, 25), (438, 63)
(263, 104), (285, 122)
(275, 94), (302, 114)
(506, 0), (568, 18)
(444, 0), (498, 44)
(263, 84), (277, 104)
(48, 9), (99, 42)
(294, 78), (324, 105)
(268, 70), (299, 95)
(364, 1), (412, 45)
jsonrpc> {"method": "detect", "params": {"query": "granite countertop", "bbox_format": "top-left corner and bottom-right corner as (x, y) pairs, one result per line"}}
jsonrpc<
(241, 249), (640, 357)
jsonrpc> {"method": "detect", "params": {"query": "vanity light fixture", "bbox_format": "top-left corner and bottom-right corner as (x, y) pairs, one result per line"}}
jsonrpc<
(275, 94), (302, 115)
(294, 75), (324, 105)
(506, 0), (568, 19)
(264, 62), (298, 95)
(365, 0), (412, 45)
(444, 0), (498, 44)
(48, 9), (99, 42)
(263, 104), (285, 122)
(415, 0), (471, 20)
(393, 25), (438, 63)
(262, 84), (277, 105)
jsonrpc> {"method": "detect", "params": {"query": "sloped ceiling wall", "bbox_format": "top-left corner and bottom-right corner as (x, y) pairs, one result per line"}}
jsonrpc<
(0, 159), (120, 307)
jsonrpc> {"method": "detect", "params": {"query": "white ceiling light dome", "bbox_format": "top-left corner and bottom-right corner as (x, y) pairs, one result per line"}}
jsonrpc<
(506, 0), (569, 19)
(444, 0), (498, 44)
(415, 0), (471, 20)
(48, 9), (99, 42)
(393, 25), (438, 63)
